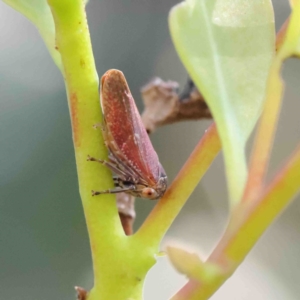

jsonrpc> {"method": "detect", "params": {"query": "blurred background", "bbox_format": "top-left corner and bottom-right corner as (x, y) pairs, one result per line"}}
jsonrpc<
(0, 0), (299, 299)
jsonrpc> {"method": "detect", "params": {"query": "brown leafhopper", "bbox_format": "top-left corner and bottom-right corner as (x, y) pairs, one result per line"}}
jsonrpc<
(88, 69), (167, 200)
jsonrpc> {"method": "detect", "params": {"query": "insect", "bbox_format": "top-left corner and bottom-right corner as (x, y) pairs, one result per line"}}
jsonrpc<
(88, 69), (167, 200)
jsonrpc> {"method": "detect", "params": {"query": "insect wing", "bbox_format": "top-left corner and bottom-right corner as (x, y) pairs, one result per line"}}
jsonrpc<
(100, 69), (161, 185)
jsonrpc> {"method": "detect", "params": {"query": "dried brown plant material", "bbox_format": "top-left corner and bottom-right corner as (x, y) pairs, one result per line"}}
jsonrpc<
(117, 193), (136, 235)
(141, 78), (179, 133)
(141, 77), (211, 134)
(75, 286), (87, 300)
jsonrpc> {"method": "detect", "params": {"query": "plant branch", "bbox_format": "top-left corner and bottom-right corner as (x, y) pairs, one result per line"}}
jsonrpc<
(47, 0), (134, 297)
(276, 17), (290, 52)
(242, 13), (297, 203)
(173, 142), (300, 299)
(119, 75), (212, 236)
(133, 123), (221, 249)
(47, 3), (164, 298)
(241, 59), (284, 202)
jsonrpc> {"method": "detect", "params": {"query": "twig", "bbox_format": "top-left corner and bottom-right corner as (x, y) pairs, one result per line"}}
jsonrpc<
(173, 142), (300, 299)
(134, 123), (220, 249)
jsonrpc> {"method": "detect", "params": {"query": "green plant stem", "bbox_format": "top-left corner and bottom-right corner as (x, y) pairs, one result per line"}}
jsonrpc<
(47, 1), (154, 299)
(47, 0), (123, 249)
(242, 4), (300, 204)
(173, 143), (300, 299)
(134, 123), (221, 249)
(242, 58), (284, 203)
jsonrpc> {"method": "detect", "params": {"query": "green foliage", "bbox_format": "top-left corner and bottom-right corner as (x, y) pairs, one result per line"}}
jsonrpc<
(3, 0), (62, 68)
(166, 1), (300, 299)
(4, 0), (300, 299)
(169, 0), (275, 205)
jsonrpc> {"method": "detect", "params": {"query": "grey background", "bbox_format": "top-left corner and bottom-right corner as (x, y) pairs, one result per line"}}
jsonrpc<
(0, 1), (299, 299)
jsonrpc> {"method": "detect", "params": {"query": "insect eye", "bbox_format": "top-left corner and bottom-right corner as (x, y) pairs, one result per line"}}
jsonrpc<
(142, 188), (158, 200)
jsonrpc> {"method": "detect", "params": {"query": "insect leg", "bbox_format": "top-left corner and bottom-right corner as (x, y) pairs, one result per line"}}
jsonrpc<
(87, 155), (129, 179)
(92, 186), (136, 196)
(113, 176), (120, 183)
(108, 153), (147, 185)
(113, 176), (124, 187)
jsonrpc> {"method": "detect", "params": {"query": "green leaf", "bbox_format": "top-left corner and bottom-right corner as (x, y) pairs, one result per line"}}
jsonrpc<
(167, 245), (222, 283)
(169, 0), (275, 205)
(2, 0), (62, 69)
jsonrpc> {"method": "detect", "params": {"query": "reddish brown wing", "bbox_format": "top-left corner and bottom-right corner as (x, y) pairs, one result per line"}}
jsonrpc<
(100, 69), (161, 185)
